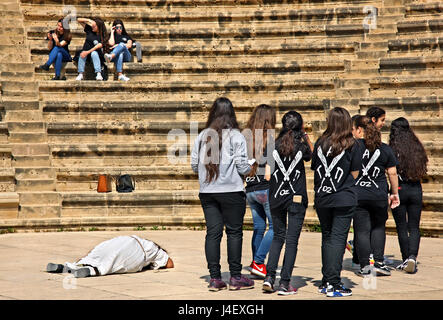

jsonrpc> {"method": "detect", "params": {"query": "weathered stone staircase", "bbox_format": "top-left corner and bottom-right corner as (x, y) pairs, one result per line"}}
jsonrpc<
(0, 0), (441, 235)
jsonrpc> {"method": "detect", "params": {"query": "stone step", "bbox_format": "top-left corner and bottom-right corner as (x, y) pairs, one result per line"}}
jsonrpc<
(12, 155), (50, 167)
(5, 110), (43, 122)
(16, 179), (56, 192)
(12, 143), (49, 156)
(9, 132), (47, 143)
(7, 122), (45, 132)
(18, 191), (60, 205)
(388, 37), (443, 52)
(15, 167), (56, 180)
(397, 18), (443, 34)
(0, 81), (38, 92)
(405, 2), (443, 17)
(18, 204), (61, 219)
(380, 56), (443, 71)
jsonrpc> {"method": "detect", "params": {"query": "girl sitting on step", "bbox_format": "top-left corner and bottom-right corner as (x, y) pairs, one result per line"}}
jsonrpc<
(104, 20), (133, 81)
(39, 18), (72, 81)
(75, 17), (108, 81)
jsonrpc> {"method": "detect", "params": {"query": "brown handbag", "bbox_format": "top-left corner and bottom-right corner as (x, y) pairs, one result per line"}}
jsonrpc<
(97, 174), (112, 192)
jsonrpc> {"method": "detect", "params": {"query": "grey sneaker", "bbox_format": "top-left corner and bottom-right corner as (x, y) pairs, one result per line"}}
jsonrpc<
(277, 282), (297, 296)
(208, 278), (227, 292)
(396, 259), (408, 271)
(404, 257), (417, 274)
(73, 267), (91, 278)
(229, 275), (254, 290)
(46, 263), (65, 273)
(356, 265), (373, 277)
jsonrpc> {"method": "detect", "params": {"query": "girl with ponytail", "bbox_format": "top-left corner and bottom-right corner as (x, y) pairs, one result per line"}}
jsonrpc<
(262, 111), (312, 295)
(353, 115), (400, 278)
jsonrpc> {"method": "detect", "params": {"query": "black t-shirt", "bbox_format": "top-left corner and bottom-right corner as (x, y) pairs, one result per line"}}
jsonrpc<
(311, 138), (364, 208)
(245, 156), (269, 193)
(268, 140), (312, 210)
(355, 140), (398, 202)
(82, 24), (102, 52)
(114, 33), (133, 45)
(52, 33), (70, 54)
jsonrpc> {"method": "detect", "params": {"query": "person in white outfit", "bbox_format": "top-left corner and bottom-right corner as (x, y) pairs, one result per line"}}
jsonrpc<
(46, 235), (174, 278)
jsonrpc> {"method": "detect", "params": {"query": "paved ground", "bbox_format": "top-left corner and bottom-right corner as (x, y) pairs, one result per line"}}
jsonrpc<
(0, 229), (441, 300)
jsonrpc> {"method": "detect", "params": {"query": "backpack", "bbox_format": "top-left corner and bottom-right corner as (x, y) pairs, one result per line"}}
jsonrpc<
(116, 174), (135, 193)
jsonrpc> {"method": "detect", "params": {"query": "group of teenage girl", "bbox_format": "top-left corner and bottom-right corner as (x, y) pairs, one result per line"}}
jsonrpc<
(191, 97), (428, 297)
(39, 17), (141, 81)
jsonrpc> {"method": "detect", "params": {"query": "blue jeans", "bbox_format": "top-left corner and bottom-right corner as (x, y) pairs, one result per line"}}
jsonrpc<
(45, 46), (72, 77)
(78, 50), (101, 73)
(246, 189), (273, 264)
(110, 43), (132, 73)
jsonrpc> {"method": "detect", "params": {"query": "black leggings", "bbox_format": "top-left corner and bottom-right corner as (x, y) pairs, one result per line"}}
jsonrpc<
(353, 200), (388, 268)
(392, 182), (422, 261)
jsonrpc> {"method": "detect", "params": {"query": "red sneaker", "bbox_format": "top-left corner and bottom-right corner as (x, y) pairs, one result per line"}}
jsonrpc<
(250, 260), (267, 278)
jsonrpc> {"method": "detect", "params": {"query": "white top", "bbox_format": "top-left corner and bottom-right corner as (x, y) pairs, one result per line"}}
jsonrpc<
(67, 235), (169, 276)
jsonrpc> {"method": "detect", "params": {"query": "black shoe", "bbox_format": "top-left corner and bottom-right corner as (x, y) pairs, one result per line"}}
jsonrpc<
(51, 76), (60, 80)
(39, 64), (50, 71)
(262, 276), (275, 293)
(46, 263), (65, 273)
(355, 265), (372, 277)
(374, 261), (391, 276)
(74, 267), (91, 278)
(60, 76), (66, 80)
(326, 283), (352, 297)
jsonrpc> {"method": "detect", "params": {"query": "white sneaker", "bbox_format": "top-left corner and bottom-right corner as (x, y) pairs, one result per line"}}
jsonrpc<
(118, 74), (130, 81)
(76, 73), (84, 81)
(96, 72), (103, 81)
(104, 53), (112, 63)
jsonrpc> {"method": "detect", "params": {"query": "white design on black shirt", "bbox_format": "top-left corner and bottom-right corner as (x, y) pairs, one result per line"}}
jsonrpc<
(355, 149), (381, 188)
(272, 149), (302, 198)
(316, 147), (345, 193)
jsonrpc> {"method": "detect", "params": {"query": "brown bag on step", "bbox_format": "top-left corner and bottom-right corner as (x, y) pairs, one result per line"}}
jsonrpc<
(97, 174), (112, 192)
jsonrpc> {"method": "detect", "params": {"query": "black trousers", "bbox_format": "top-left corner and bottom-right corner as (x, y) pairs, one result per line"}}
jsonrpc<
(266, 203), (306, 285)
(353, 200), (388, 268)
(392, 182), (422, 261)
(199, 192), (246, 279)
(316, 206), (355, 286)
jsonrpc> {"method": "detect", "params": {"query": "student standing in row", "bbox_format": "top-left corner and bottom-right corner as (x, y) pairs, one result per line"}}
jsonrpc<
(75, 17), (108, 81)
(353, 116), (400, 277)
(243, 104), (276, 278)
(105, 19), (133, 81)
(39, 18), (72, 80)
(311, 107), (364, 297)
(262, 111), (312, 295)
(366, 106), (386, 130)
(390, 117), (428, 274)
(191, 97), (254, 291)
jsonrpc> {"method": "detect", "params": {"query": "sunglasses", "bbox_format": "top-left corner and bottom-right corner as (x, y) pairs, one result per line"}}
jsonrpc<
(115, 26), (122, 29)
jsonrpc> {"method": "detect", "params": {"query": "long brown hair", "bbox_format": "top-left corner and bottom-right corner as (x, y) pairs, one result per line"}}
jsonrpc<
(56, 18), (72, 43)
(318, 107), (355, 157)
(389, 117), (428, 181)
(202, 97), (239, 183)
(354, 115), (381, 152)
(92, 17), (109, 53)
(245, 104), (276, 177)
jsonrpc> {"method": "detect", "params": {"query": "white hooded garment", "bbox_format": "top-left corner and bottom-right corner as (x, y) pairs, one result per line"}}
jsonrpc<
(65, 235), (169, 276)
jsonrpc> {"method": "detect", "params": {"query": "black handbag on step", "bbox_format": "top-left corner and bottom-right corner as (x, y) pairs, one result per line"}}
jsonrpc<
(116, 174), (135, 193)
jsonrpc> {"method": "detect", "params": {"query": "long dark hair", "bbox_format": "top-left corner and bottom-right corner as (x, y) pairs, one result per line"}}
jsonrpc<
(276, 111), (304, 157)
(354, 115), (381, 152)
(366, 106), (386, 122)
(318, 107), (355, 157)
(202, 97), (239, 183)
(92, 17), (109, 53)
(389, 117), (428, 181)
(57, 18), (72, 42)
(112, 19), (129, 37)
(245, 104), (276, 177)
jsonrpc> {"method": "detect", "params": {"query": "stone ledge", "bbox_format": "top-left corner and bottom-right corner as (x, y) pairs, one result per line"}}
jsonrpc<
(388, 37), (443, 51)
(397, 18), (443, 33)
(380, 56), (443, 70)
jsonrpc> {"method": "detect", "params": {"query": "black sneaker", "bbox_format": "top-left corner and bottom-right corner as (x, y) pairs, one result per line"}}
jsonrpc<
(277, 282), (297, 296)
(39, 64), (50, 71)
(355, 265), (373, 277)
(374, 261), (391, 276)
(318, 282), (328, 294)
(326, 283), (352, 297)
(396, 259), (408, 271)
(51, 76), (60, 80)
(262, 276), (275, 293)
